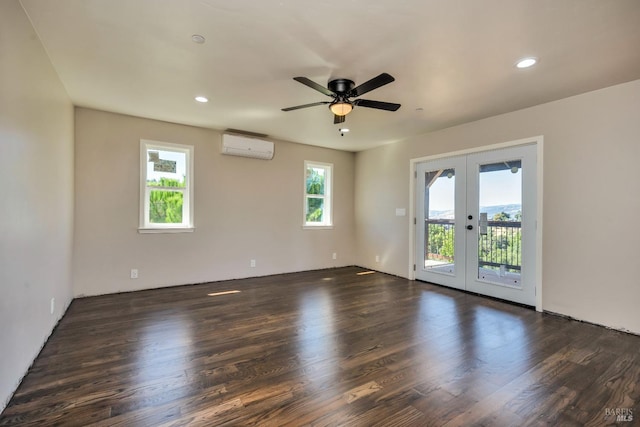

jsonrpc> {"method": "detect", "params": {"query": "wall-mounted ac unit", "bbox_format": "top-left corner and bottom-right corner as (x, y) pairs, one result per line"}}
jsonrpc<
(221, 133), (274, 160)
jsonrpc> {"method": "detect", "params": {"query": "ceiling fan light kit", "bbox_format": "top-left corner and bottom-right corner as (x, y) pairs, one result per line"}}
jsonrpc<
(329, 102), (353, 116)
(282, 73), (401, 124)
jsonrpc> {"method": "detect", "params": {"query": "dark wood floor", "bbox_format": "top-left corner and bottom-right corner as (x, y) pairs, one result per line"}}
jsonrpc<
(1, 267), (638, 426)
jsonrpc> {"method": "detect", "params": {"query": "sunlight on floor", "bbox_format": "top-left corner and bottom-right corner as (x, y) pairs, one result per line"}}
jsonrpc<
(207, 290), (241, 297)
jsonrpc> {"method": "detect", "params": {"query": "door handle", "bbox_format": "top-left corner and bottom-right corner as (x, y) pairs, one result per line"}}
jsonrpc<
(466, 225), (473, 230)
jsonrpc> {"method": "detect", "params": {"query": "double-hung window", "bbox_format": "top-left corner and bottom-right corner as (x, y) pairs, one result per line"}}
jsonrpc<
(139, 140), (194, 232)
(304, 161), (333, 228)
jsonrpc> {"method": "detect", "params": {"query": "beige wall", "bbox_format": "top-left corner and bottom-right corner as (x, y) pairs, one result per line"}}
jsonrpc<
(73, 108), (356, 296)
(355, 79), (640, 334)
(0, 1), (75, 410)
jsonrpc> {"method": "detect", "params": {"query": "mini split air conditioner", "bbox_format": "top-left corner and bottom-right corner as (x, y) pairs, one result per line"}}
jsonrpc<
(221, 133), (274, 160)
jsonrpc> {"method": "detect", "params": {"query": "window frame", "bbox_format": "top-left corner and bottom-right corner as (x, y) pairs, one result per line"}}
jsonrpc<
(303, 160), (333, 229)
(139, 139), (194, 233)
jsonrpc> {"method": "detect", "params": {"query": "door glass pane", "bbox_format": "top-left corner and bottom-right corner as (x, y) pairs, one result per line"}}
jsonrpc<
(424, 168), (455, 274)
(477, 160), (522, 286)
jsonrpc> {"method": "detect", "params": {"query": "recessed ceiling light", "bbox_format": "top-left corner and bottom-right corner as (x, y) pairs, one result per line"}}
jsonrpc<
(192, 34), (205, 44)
(516, 57), (537, 68)
(195, 96), (208, 103)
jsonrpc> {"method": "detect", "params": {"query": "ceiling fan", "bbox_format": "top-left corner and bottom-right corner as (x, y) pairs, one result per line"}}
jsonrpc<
(282, 73), (401, 124)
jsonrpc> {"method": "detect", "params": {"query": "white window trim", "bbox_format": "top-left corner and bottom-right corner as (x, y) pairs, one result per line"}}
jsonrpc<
(139, 139), (194, 233)
(303, 160), (333, 229)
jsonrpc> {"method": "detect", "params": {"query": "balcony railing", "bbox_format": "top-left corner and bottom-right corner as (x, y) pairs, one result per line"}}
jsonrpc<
(426, 220), (522, 272)
(478, 220), (521, 272)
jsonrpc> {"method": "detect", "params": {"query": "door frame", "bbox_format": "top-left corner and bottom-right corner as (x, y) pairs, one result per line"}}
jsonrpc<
(408, 136), (544, 312)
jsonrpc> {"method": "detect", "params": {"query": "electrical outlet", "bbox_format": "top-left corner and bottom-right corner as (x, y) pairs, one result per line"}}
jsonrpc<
(50, 298), (55, 315)
(375, 255), (380, 263)
(130, 269), (138, 279)
(332, 252), (337, 260)
(250, 259), (256, 268)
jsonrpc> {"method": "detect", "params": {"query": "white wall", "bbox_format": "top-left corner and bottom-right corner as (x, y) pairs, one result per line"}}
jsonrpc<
(73, 108), (356, 296)
(0, 1), (75, 411)
(355, 79), (640, 334)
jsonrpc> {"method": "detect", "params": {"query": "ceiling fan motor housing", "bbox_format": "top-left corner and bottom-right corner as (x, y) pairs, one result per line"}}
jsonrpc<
(328, 79), (355, 95)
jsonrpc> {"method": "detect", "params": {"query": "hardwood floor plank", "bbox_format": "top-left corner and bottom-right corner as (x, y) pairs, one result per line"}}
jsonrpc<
(1, 267), (638, 426)
(411, 388), (478, 426)
(344, 381), (383, 404)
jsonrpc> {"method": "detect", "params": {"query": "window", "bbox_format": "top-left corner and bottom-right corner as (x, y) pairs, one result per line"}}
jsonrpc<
(304, 161), (333, 228)
(139, 140), (194, 232)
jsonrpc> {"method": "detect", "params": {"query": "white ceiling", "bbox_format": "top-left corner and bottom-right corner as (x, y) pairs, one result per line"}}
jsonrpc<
(20, 0), (640, 151)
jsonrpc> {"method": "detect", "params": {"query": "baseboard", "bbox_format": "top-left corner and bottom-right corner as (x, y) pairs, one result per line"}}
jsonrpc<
(543, 310), (640, 337)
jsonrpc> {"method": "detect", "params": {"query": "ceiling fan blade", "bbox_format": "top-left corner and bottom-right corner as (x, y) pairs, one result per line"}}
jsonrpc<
(349, 73), (395, 97)
(334, 114), (345, 124)
(282, 101), (330, 112)
(353, 99), (401, 111)
(293, 77), (335, 97)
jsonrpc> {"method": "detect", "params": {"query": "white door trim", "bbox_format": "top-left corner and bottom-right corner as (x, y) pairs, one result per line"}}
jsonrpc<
(409, 136), (544, 312)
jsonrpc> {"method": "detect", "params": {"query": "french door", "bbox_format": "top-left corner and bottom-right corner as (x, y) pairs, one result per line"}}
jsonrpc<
(415, 145), (537, 306)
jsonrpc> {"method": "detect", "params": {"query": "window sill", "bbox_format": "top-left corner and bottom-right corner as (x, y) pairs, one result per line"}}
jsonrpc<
(138, 227), (195, 234)
(303, 225), (333, 230)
